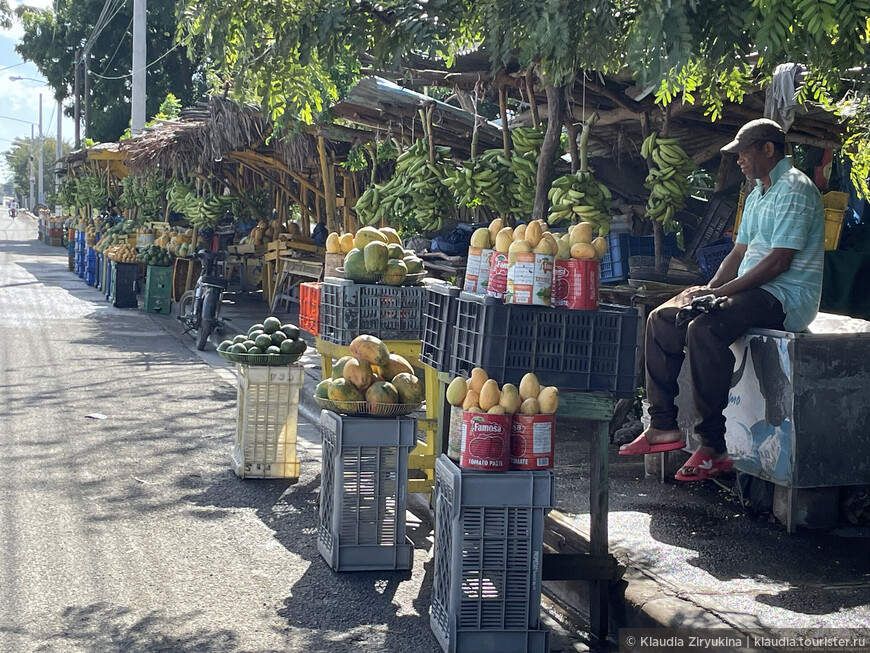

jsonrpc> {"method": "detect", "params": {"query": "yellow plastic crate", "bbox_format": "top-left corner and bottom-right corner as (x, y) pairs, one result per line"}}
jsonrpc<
(823, 191), (849, 211)
(232, 363), (303, 479)
(824, 207), (846, 251)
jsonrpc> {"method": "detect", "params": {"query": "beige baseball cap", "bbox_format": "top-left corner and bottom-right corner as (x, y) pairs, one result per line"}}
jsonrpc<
(721, 118), (786, 153)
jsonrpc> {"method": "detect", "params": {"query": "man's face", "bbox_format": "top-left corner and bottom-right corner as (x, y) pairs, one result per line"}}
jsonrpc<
(737, 141), (776, 180)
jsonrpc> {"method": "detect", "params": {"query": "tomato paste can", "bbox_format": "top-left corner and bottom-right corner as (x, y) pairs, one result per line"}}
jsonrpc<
(505, 251), (535, 304)
(477, 248), (493, 294)
(510, 414), (555, 470)
(487, 251), (508, 300)
(551, 259), (599, 310)
(463, 246), (483, 293)
(460, 411), (514, 471)
(532, 253), (554, 306)
(447, 405), (464, 462)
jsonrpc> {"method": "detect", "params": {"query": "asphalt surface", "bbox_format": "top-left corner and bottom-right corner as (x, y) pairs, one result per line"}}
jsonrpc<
(0, 211), (588, 653)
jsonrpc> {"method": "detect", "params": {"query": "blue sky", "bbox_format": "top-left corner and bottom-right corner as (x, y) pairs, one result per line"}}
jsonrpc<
(0, 1), (77, 180)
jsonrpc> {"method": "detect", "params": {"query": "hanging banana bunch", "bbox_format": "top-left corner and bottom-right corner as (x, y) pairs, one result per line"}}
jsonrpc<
(506, 127), (546, 219)
(547, 172), (612, 235)
(642, 132), (695, 228)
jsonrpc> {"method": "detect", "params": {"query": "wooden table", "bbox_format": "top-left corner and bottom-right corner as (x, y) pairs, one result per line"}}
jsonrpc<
(315, 337), (440, 496)
(270, 257), (324, 312)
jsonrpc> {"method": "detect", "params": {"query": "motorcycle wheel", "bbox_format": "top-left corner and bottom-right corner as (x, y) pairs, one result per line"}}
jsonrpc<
(195, 290), (218, 351)
(178, 291), (197, 330)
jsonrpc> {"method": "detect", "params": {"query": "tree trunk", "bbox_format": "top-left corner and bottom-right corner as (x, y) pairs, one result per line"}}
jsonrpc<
(533, 84), (566, 221)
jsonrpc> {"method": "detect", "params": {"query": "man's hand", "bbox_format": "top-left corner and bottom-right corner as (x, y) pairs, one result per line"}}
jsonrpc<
(678, 285), (712, 306)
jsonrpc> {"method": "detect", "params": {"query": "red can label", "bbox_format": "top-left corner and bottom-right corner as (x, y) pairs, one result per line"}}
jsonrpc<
(510, 414), (555, 470)
(487, 252), (509, 299)
(460, 411), (514, 471)
(552, 259), (599, 310)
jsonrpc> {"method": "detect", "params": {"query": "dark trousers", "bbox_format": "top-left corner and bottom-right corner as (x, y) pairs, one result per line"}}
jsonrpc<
(645, 288), (786, 453)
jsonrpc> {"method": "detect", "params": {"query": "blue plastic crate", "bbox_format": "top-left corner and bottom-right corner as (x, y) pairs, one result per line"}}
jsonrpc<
(696, 238), (734, 281)
(599, 233), (679, 283)
(67, 242), (75, 256)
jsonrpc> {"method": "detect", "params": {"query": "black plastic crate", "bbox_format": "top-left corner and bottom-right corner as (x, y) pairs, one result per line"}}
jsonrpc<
(319, 277), (427, 346)
(684, 197), (735, 257)
(449, 293), (640, 397)
(430, 455), (553, 653)
(419, 282), (460, 372)
(109, 261), (138, 308)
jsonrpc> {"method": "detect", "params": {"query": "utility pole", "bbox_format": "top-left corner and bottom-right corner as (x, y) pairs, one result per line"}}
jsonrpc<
(74, 49), (81, 149)
(131, 0), (146, 134)
(29, 124), (34, 210)
(38, 93), (43, 205)
(83, 52), (90, 141)
(56, 101), (62, 193)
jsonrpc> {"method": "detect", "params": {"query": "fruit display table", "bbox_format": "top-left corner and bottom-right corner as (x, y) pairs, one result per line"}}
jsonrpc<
(315, 337), (440, 495)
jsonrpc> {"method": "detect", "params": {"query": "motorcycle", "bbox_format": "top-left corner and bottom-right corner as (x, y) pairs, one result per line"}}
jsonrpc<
(178, 249), (228, 350)
(9, 207), (16, 218)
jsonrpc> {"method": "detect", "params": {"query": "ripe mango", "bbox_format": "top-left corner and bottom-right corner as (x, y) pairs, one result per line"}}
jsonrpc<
(520, 397), (540, 414)
(556, 235), (572, 261)
(470, 227), (491, 249)
(525, 221), (543, 247)
(478, 379), (501, 411)
(488, 218), (504, 246)
(349, 334), (390, 366)
(513, 224), (527, 241)
(571, 222), (594, 245)
(468, 368), (488, 393)
(325, 232), (341, 253)
(533, 237), (554, 256)
(592, 236), (608, 260)
(446, 377), (468, 406)
(538, 386), (560, 414)
(466, 406), (483, 414)
(519, 372), (541, 401)
(571, 242), (596, 260)
(487, 405), (506, 415)
(343, 357), (374, 390)
(495, 228), (514, 253)
(541, 231), (559, 255)
(339, 233), (356, 254)
(499, 383), (522, 413)
(462, 389), (481, 411)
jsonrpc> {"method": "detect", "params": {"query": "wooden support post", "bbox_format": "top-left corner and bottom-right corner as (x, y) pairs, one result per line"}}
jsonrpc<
(318, 136), (338, 232)
(184, 225), (199, 293)
(499, 85), (510, 158)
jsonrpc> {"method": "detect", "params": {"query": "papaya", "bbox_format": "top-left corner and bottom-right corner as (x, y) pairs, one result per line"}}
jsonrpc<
(445, 377), (468, 406)
(387, 243), (405, 260)
(382, 259), (408, 286)
(355, 226), (388, 249)
(379, 227), (402, 245)
(343, 357), (374, 390)
(332, 355), (353, 380)
(364, 240), (390, 273)
(403, 256), (425, 274)
(381, 353), (414, 380)
(343, 248), (377, 282)
(365, 381), (400, 411)
(478, 379), (501, 411)
(315, 379), (331, 399)
(327, 377), (364, 410)
(326, 232), (341, 253)
(519, 373), (541, 401)
(349, 335), (390, 366)
(392, 372), (424, 404)
(538, 386), (559, 414)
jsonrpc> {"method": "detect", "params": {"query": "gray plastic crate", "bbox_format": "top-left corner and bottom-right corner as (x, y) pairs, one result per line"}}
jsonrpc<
(420, 281), (460, 372)
(319, 277), (427, 346)
(430, 455), (555, 653)
(318, 410), (416, 572)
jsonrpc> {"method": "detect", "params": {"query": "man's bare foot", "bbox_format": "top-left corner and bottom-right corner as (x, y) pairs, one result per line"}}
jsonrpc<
(618, 427), (685, 455)
(675, 446), (733, 480)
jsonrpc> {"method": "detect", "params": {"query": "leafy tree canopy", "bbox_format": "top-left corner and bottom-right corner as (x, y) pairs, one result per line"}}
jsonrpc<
(3, 136), (72, 202)
(16, 0), (207, 143)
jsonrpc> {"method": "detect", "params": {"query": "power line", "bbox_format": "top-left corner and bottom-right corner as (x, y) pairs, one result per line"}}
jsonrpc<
(90, 42), (183, 80)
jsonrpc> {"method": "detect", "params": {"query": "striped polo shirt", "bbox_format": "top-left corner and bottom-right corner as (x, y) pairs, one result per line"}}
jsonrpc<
(736, 156), (824, 332)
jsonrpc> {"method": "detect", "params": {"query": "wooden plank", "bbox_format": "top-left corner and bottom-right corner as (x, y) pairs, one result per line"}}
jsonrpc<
(556, 392), (617, 422)
(541, 553), (622, 581)
(589, 417), (611, 644)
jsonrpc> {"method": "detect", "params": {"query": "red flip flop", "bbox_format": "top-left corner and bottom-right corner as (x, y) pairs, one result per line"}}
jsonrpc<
(674, 450), (734, 482)
(619, 434), (686, 456)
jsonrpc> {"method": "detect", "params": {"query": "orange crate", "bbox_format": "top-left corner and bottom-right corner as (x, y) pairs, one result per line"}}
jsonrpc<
(299, 282), (321, 336)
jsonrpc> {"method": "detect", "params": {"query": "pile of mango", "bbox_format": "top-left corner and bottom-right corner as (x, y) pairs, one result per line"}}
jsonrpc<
(445, 369), (559, 415)
(316, 335), (425, 414)
(105, 244), (138, 263)
(469, 217), (608, 262)
(325, 226), (425, 285)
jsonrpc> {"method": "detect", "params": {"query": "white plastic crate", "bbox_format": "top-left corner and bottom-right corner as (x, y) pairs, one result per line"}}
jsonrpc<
(318, 410), (416, 571)
(430, 455), (555, 653)
(231, 363), (303, 479)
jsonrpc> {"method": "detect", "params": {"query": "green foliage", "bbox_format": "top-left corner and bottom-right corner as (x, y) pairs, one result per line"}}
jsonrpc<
(2, 136), (71, 201)
(16, 1), (206, 142)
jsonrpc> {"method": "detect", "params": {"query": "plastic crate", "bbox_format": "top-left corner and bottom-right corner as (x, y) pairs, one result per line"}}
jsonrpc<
(85, 271), (96, 286)
(824, 207), (846, 251)
(299, 282), (321, 336)
(599, 233), (679, 283)
(696, 238), (734, 281)
(109, 261), (138, 308)
(231, 364), (303, 479)
(420, 282), (460, 373)
(430, 455), (554, 653)
(684, 197), (736, 257)
(449, 293), (640, 396)
(67, 242), (75, 256)
(103, 255), (113, 300)
(319, 277), (427, 345)
(318, 410), (416, 572)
